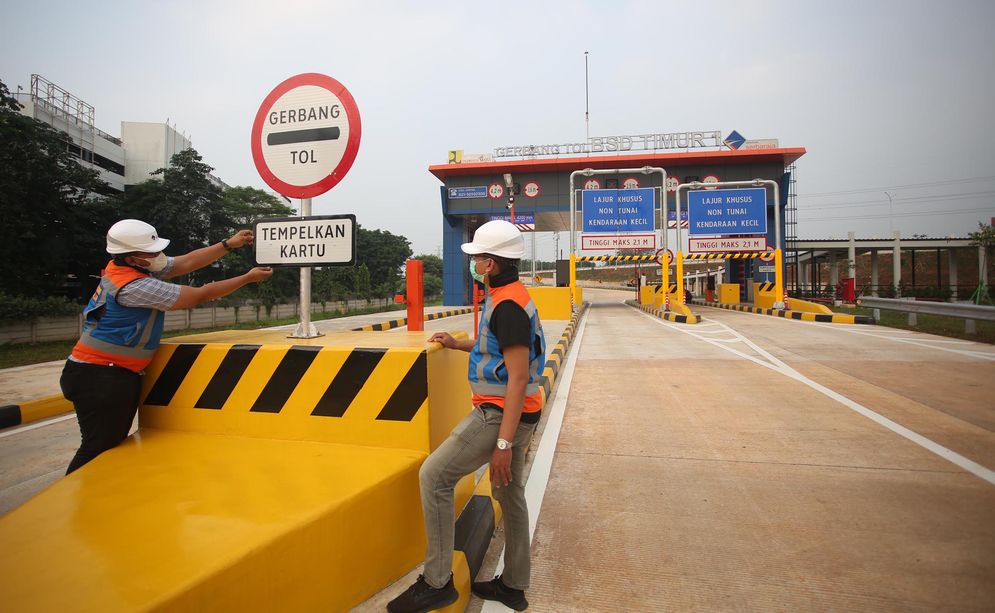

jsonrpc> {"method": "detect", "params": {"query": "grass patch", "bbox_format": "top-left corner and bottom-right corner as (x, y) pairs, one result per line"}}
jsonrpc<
(834, 305), (995, 345)
(0, 300), (442, 370)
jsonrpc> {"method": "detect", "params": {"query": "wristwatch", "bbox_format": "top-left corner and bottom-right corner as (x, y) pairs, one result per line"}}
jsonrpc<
(496, 438), (512, 451)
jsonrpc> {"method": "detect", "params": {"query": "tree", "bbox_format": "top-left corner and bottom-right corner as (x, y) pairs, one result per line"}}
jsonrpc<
(356, 227), (412, 296)
(413, 254), (443, 300)
(413, 254), (443, 278)
(0, 79), (114, 299)
(214, 187), (294, 287)
(968, 222), (994, 305)
(115, 148), (224, 275)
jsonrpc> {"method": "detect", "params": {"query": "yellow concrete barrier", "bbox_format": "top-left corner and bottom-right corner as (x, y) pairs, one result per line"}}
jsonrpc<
(785, 297), (834, 315)
(639, 285), (655, 306)
(719, 283), (740, 304)
(527, 286), (573, 320)
(572, 286), (584, 305)
(0, 329), (477, 612)
(753, 282), (777, 309)
(0, 393), (73, 429)
(139, 329), (470, 453)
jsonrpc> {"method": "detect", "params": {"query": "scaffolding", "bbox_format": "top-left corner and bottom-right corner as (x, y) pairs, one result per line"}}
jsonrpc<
(785, 163), (799, 292)
(30, 74), (97, 164)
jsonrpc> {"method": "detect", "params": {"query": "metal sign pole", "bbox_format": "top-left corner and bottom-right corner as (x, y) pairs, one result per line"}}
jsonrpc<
(291, 198), (321, 338)
(568, 166), (667, 305)
(677, 178), (783, 307)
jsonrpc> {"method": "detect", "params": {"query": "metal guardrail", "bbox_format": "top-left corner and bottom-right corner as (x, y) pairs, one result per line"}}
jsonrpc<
(857, 297), (995, 334)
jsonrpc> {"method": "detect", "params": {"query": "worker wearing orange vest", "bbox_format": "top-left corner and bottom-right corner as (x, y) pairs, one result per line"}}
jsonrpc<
(61, 219), (272, 474)
(389, 220), (545, 613)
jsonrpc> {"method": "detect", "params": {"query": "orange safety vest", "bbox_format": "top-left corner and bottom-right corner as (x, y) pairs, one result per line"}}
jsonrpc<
(70, 261), (167, 372)
(469, 280), (546, 414)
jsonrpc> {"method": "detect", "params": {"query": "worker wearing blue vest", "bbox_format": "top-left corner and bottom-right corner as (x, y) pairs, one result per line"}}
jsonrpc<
(62, 219), (272, 474)
(388, 220), (545, 613)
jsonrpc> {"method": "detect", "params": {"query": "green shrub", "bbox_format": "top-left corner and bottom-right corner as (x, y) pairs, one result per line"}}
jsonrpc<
(0, 293), (79, 324)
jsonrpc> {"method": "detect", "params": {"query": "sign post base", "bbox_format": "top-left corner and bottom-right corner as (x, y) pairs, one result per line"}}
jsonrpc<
(289, 322), (322, 339)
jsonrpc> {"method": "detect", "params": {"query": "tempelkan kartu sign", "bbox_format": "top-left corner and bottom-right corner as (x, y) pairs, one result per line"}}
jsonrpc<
(687, 188), (767, 237)
(582, 188), (654, 233)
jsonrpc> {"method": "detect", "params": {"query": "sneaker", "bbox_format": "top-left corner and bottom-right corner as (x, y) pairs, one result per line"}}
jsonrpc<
(471, 575), (528, 611)
(387, 574), (458, 613)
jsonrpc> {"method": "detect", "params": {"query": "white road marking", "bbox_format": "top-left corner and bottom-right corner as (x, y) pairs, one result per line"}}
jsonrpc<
(635, 307), (995, 487)
(699, 304), (995, 362)
(482, 309), (589, 611)
(0, 412), (77, 438)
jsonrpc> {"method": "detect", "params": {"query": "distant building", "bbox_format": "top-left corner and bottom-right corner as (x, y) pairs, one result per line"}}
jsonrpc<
(14, 74), (225, 192)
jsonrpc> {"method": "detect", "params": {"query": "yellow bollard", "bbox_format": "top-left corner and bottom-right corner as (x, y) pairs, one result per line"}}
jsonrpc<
(774, 248), (784, 304)
(676, 251), (685, 303)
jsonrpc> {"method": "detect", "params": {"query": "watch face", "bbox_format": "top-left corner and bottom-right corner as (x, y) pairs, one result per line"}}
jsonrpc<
(497, 439), (511, 450)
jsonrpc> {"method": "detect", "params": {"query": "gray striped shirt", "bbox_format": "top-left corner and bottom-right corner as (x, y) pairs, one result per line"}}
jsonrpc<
(116, 257), (181, 311)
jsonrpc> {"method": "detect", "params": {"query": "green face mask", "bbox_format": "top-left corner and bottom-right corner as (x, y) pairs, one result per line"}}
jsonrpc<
(469, 258), (486, 283)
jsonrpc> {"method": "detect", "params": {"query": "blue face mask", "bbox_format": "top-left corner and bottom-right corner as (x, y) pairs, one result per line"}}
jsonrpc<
(469, 258), (486, 283)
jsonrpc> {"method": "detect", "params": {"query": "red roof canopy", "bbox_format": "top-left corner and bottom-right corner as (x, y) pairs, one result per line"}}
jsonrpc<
(428, 147), (806, 181)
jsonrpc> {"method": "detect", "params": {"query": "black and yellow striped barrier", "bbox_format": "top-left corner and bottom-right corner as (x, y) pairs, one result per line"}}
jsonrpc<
(351, 307), (473, 331)
(576, 255), (658, 262)
(0, 328), (479, 612)
(537, 302), (588, 402)
(756, 282), (775, 292)
(139, 329), (471, 453)
(0, 394), (73, 429)
(691, 300), (874, 324)
(685, 252), (770, 260)
(627, 299), (700, 324)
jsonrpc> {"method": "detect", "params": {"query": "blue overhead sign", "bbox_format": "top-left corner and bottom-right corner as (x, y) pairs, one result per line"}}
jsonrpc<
(448, 186), (488, 199)
(687, 188), (767, 236)
(582, 188), (654, 233)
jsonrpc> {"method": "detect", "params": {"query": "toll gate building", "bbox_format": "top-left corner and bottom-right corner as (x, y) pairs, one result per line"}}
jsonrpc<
(429, 144), (806, 306)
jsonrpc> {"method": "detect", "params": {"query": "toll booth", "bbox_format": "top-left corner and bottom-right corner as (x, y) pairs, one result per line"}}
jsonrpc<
(429, 144), (805, 306)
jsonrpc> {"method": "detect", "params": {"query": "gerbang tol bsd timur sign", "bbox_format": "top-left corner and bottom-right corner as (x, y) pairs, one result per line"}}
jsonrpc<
(493, 130), (723, 158)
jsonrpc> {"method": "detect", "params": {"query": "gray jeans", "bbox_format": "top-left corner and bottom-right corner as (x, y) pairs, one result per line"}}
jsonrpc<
(419, 404), (537, 590)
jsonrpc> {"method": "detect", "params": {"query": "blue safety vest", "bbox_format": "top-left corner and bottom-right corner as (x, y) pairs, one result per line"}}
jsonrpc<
(469, 280), (546, 412)
(71, 261), (166, 372)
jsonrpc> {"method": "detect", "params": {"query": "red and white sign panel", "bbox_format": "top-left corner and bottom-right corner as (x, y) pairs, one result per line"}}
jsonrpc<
(523, 181), (541, 198)
(581, 233), (656, 251)
(702, 174), (720, 190)
(488, 183), (504, 199)
(251, 73), (361, 199)
(689, 236), (769, 253)
(666, 176), (680, 193)
(622, 176), (640, 189)
(583, 178), (601, 190)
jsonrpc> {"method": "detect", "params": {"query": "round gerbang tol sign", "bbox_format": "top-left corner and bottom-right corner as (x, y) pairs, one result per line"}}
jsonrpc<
(251, 73), (362, 199)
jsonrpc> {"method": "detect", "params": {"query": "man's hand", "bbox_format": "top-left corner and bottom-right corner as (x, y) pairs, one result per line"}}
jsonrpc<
(429, 332), (457, 348)
(246, 267), (273, 282)
(489, 447), (513, 488)
(228, 229), (254, 249)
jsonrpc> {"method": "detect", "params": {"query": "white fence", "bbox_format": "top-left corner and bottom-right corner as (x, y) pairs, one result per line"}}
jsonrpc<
(857, 297), (995, 334)
(0, 298), (392, 345)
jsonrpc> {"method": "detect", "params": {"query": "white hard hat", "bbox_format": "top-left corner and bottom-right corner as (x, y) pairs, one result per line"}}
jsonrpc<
(461, 220), (525, 259)
(106, 219), (171, 254)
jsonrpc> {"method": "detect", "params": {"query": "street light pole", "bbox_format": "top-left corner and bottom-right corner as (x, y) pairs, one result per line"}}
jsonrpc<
(584, 51), (590, 141)
(885, 191), (893, 235)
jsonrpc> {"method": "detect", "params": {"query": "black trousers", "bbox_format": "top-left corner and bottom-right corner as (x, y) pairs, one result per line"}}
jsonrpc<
(60, 360), (142, 474)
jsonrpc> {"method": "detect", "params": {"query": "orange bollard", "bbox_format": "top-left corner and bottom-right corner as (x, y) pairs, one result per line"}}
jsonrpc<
(406, 259), (424, 331)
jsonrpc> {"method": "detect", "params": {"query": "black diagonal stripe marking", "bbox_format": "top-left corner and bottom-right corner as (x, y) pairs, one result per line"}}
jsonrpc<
(815, 314), (833, 323)
(376, 351), (427, 421)
(144, 344), (205, 406)
(250, 346), (322, 413)
(312, 348), (387, 417)
(196, 344), (261, 409)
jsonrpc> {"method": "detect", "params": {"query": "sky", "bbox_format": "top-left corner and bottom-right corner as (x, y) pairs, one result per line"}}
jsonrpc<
(3, 0), (994, 259)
